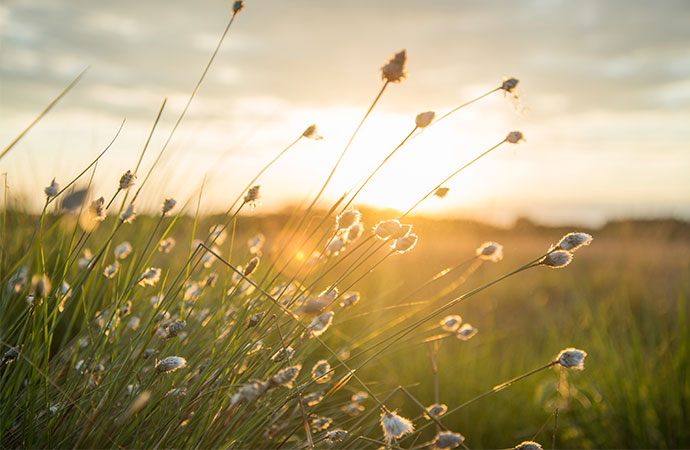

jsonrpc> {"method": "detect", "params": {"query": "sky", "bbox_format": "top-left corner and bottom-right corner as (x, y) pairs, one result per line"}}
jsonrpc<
(1, 0), (689, 227)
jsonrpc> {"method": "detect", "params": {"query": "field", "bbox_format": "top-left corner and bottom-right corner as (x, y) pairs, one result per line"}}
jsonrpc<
(1, 204), (688, 448)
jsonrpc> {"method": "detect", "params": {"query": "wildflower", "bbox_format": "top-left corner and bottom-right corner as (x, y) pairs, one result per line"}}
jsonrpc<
(392, 233), (418, 253)
(312, 360), (333, 383)
(538, 250), (573, 269)
(88, 197), (106, 221)
(244, 185), (261, 206)
(244, 256), (260, 276)
(476, 241), (503, 262)
(342, 403), (365, 416)
(554, 232), (593, 252)
(114, 241), (132, 259)
(381, 49), (407, 83)
(326, 235), (345, 256)
(302, 124), (323, 140)
(325, 429), (348, 442)
(208, 224), (228, 245)
(120, 204), (136, 223)
(352, 392), (368, 402)
(556, 348), (587, 370)
(119, 170), (136, 190)
(426, 403), (448, 418)
(248, 233), (265, 254)
(302, 392), (323, 406)
(456, 323), (478, 341)
(271, 346), (294, 362)
(380, 410), (414, 443)
(155, 356), (186, 373)
(501, 77), (520, 93)
(347, 222), (364, 242)
(505, 131), (525, 144)
(440, 315), (462, 332)
(103, 262), (119, 279)
(374, 220), (402, 240)
(415, 111), (435, 128)
(138, 267), (162, 286)
(337, 209), (361, 230)
(340, 291), (360, 308)
(311, 416), (332, 431)
(44, 178), (59, 198)
(305, 311), (334, 338)
(514, 442), (543, 450)
(161, 198), (177, 215)
(269, 364), (301, 388)
(434, 187), (450, 198)
(31, 274), (51, 298)
(78, 249), (93, 269)
(159, 237), (176, 253)
(432, 431), (465, 449)
(232, 0), (243, 14)
(165, 320), (186, 339)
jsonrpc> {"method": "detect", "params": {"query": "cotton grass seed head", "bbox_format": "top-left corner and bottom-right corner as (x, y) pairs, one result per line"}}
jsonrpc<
(248, 233), (265, 254)
(347, 222), (364, 242)
(302, 392), (323, 406)
(342, 403), (365, 416)
(340, 291), (360, 308)
(88, 197), (106, 222)
(114, 241), (132, 259)
(426, 403), (448, 418)
(311, 417), (332, 432)
(514, 441), (543, 450)
(271, 346), (294, 362)
(415, 111), (435, 128)
(155, 356), (186, 373)
(244, 185), (261, 206)
(432, 431), (465, 449)
(392, 233), (418, 253)
(440, 315), (462, 332)
(352, 392), (368, 402)
(381, 49), (407, 83)
(165, 320), (186, 339)
(456, 323), (478, 341)
(161, 198), (177, 215)
(208, 225), (227, 245)
(374, 219), (401, 240)
(244, 256), (260, 276)
(337, 209), (361, 230)
(306, 311), (335, 337)
(103, 262), (119, 279)
(505, 131), (525, 144)
(556, 347), (587, 370)
(326, 235), (345, 256)
(118, 170), (136, 190)
(232, 0), (244, 14)
(539, 250), (573, 269)
(138, 267), (161, 286)
(381, 410), (414, 443)
(120, 204), (136, 223)
(270, 364), (301, 388)
(312, 360), (333, 383)
(555, 232), (593, 252)
(44, 178), (59, 198)
(325, 429), (348, 442)
(302, 124), (323, 140)
(31, 274), (51, 298)
(159, 237), (176, 253)
(434, 187), (450, 198)
(476, 241), (503, 262)
(501, 77), (520, 93)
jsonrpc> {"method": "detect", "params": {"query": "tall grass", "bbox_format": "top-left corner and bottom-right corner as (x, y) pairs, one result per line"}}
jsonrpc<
(2, 4), (688, 449)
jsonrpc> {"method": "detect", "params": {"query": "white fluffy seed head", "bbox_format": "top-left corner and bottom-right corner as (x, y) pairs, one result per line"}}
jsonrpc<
(337, 209), (361, 230)
(159, 237), (176, 253)
(326, 235), (346, 256)
(555, 232), (593, 252)
(306, 311), (335, 337)
(244, 256), (260, 276)
(501, 77), (520, 93)
(31, 274), (51, 298)
(325, 429), (348, 442)
(347, 222), (364, 242)
(114, 241), (132, 259)
(161, 198), (177, 214)
(302, 124), (323, 140)
(311, 416), (333, 431)
(248, 233), (265, 254)
(434, 187), (450, 198)
(270, 364), (301, 387)
(381, 410), (414, 443)
(539, 250), (573, 269)
(340, 291), (360, 308)
(120, 204), (136, 224)
(392, 233), (418, 254)
(432, 431), (465, 449)
(440, 315), (462, 332)
(232, 0), (244, 14)
(514, 442), (543, 450)
(138, 267), (161, 286)
(103, 262), (119, 279)
(476, 241), (503, 262)
(556, 348), (587, 370)
(244, 185), (261, 204)
(415, 111), (435, 128)
(311, 360), (333, 383)
(426, 403), (448, 418)
(119, 170), (136, 190)
(456, 323), (478, 341)
(165, 320), (186, 339)
(44, 178), (59, 198)
(89, 197), (106, 222)
(374, 219), (401, 240)
(155, 356), (186, 373)
(506, 131), (525, 144)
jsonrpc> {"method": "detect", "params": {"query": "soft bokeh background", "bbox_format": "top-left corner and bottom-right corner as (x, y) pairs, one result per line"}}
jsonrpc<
(2, 0), (689, 225)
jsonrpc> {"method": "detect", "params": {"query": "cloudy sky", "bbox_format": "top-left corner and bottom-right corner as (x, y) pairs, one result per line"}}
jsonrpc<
(1, 0), (689, 226)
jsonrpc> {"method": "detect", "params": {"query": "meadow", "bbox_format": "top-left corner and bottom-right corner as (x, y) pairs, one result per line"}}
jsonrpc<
(1, 4), (689, 448)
